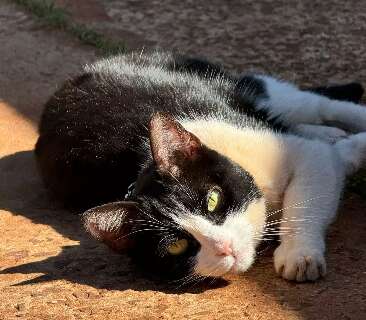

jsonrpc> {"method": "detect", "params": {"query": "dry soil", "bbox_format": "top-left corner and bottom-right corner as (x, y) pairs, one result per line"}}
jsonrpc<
(1, 1), (366, 319)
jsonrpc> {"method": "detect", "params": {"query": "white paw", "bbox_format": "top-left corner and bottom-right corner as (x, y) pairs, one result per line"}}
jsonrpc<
(316, 126), (348, 143)
(274, 243), (326, 282)
(294, 124), (348, 143)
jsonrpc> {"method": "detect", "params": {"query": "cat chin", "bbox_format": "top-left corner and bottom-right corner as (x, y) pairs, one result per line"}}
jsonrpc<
(229, 252), (255, 274)
(193, 254), (236, 277)
(193, 247), (256, 277)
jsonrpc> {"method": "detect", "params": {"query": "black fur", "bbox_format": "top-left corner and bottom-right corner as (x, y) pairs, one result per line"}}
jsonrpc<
(168, 55), (230, 79)
(35, 52), (364, 280)
(126, 144), (260, 278)
(233, 75), (286, 132)
(307, 82), (364, 103)
(35, 54), (283, 208)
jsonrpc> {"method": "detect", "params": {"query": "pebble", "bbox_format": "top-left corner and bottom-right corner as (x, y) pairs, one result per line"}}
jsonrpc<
(15, 303), (25, 312)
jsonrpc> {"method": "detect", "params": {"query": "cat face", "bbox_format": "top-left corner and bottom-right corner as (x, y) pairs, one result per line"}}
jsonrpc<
(83, 113), (267, 280)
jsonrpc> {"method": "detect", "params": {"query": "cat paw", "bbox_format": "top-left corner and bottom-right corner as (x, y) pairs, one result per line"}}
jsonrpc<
(273, 243), (326, 282)
(316, 126), (348, 143)
(294, 124), (348, 143)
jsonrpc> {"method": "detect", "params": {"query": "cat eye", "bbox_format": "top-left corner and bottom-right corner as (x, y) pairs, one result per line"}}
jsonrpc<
(207, 187), (222, 212)
(167, 239), (188, 255)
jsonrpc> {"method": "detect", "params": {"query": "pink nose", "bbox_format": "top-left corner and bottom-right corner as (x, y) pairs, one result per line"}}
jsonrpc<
(214, 240), (233, 256)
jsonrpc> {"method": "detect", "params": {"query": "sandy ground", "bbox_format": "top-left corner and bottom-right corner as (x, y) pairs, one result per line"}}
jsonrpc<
(0, 1), (366, 319)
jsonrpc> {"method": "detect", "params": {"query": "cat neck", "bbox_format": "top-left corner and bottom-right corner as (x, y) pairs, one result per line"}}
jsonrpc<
(181, 119), (293, 208)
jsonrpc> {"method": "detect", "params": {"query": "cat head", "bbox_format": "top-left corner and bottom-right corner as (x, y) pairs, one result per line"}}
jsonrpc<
(82, 113), (267, 280)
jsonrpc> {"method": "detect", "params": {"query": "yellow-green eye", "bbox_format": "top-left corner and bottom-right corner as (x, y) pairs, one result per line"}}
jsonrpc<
(167, 239), (188, 255)
(207, 188), (221, 212)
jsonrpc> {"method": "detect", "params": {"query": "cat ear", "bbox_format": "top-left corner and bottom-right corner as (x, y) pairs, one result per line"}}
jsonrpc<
(149, 112), (203, 176)
(82, 201), (138, 252)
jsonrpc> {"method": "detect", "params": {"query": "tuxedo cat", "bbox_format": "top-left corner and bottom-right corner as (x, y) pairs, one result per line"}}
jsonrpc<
(35, 52), (366, 282)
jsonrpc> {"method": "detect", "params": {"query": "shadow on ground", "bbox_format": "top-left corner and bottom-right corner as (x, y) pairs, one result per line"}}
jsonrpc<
(0, 151), (229, 294)
(1, 149), (366, 319)
(1, 1), (366, 319)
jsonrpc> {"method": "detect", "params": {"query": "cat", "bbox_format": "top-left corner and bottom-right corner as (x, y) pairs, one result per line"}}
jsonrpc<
(35, 51), (366, 283)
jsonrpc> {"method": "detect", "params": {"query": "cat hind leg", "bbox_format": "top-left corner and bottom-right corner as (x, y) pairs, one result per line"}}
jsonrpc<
(251, 75), (366, 133)
(292, 124), (348, 143)
(335, 132), (366, 175)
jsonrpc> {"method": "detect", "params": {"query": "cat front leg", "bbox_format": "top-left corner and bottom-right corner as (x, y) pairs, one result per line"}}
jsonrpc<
(273, 139), (344, 281)
(274, 132), (366, 281)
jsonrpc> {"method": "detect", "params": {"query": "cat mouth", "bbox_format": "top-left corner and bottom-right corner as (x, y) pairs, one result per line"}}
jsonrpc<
(227, 252), (253, 275)
(228, 260), (240, 274)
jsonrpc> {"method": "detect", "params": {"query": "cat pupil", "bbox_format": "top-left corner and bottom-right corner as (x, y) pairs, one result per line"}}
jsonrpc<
(167, 239), (189, 255)
(207, 189), (220, 212)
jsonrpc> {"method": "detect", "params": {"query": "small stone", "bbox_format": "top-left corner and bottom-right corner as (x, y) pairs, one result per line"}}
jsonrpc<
(15, 303), (26, 311)
(87, 291), (100, 299)
(72, 291), (89, 299)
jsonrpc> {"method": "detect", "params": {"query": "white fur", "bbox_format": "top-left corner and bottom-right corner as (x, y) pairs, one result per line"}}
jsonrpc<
(85, 52), (232, 112)
(257, 75), (366, 132)
(180, 79), (366, 281)
(292, 124), (348, 143)
(173, 199), (266, 277)
(80, 54), (366, 282)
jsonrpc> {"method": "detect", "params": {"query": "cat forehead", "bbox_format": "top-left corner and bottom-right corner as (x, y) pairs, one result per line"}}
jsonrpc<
(136, 152), (257, 195)
(133, 169), (261, 232)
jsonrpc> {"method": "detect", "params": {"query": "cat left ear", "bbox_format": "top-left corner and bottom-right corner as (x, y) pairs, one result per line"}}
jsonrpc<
(149, 112), (203, 176)
(82, 201), (138, 252)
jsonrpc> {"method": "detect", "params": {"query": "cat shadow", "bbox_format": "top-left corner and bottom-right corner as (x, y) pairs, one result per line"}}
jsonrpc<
(1, 151), (365, 319)
(0, 150), (227, 294)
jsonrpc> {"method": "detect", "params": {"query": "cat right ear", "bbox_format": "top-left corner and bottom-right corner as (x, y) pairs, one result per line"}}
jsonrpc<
(149, 112), (203, 177)
(82, 201), (138, 252)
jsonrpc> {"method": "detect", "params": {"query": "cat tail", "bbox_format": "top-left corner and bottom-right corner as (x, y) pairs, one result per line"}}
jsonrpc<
(307, 82), (364, 104)
(334, 133), (366, 175)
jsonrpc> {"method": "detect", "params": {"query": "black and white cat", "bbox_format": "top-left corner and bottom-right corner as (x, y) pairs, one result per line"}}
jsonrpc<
(35, 52), (366, 282)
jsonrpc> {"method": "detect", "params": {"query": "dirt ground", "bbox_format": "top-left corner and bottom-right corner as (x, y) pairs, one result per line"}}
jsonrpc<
(1, 1), (366, 319)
